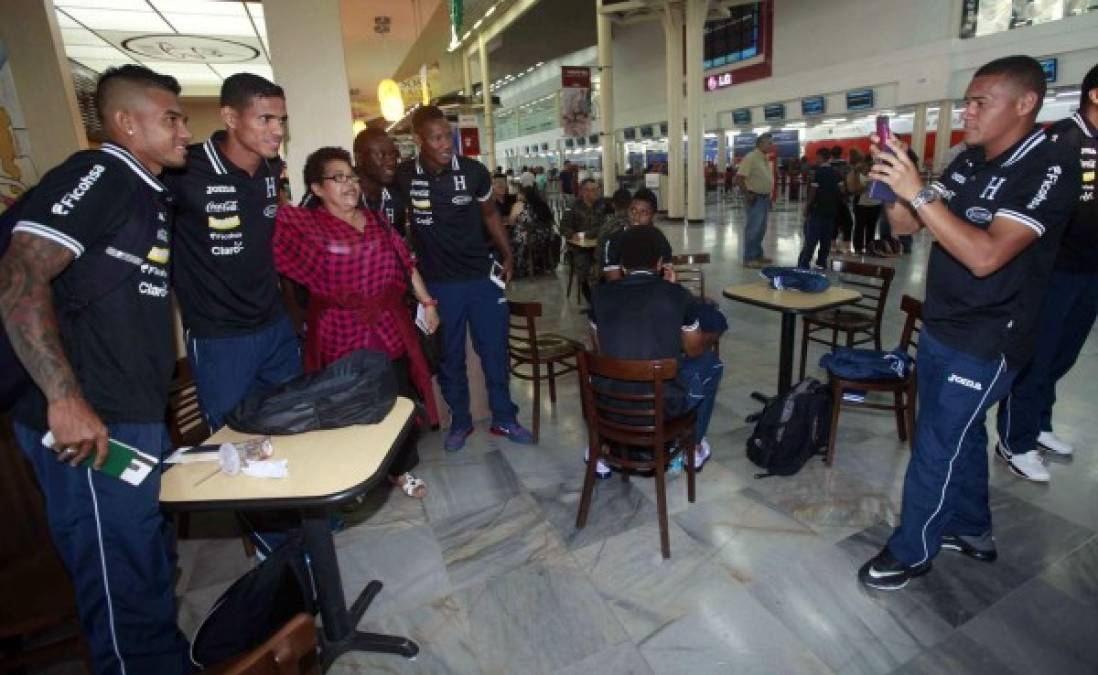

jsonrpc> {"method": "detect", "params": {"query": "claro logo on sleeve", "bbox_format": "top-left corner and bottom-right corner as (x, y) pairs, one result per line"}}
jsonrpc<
(51, 164), (105, 215)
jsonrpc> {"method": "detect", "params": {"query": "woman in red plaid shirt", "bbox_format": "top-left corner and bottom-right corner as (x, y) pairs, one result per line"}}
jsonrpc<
(273, 147), (439, 498)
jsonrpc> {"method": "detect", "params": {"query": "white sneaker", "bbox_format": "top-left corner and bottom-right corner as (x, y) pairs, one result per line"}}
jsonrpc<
(695, 437), (712, 470)
(1004, 449), (1051, 482)
(1037, 431), (1073, 456)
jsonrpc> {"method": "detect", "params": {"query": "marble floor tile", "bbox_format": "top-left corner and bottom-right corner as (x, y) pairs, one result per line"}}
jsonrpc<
(531, 476), (659, 551)
(417, 449), (524, 523)
(331, 595), (480, 674)
(553, 642), (655, 675)
(637, 584), (835, 675)
(991, 454), (1098, 531)
(456, 561), (627, 675)
(1038, 533), (1098, 607)
(497, 439), (589, 492)
(432, 492), (570, 592)
(573, 520), (739, 641)
(982, 486), (1096, 579)
(837, 522), (1030, 628)
(339, 481), (428, 531)
(747, 459), (898, 541)
(889, 631), (1014, 675)
(335, 522), (451, 622)
(961, 576), (1098, 675)
(743, 544), (953, 675)
(628, 454), (751, 516)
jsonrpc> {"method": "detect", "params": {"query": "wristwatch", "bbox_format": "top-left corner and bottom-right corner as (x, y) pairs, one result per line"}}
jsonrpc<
(910, 186), (939, 210)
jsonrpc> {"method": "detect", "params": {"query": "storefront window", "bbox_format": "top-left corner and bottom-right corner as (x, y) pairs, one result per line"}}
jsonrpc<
(703, 3), (761, 69)
(960, 0), (1095, 38)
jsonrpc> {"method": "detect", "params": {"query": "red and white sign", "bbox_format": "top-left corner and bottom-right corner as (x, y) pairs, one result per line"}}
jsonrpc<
(560, 66), (592, 137)
(459, 127), (481, 156)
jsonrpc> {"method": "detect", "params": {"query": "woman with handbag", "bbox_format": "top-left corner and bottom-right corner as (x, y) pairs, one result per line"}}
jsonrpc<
(272, 146), (439, 498)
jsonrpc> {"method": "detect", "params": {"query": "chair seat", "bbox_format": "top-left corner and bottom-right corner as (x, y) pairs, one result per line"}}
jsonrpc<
(808, 308), (874, 331)
(513, 333), (579, 361)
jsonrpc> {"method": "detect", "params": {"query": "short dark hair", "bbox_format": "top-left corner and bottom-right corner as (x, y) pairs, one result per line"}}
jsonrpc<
(974, 55), (1047, 111)
(221, 73), (284, 109)
(1081, 63), (1098, 112)
(830, 145), (843, 158)
(580, 177), (598, 189)
(619, 225), (669, 270)
(756, 133), (773, 147)
(815, 147), (831, 159)
(411, 105), (446, 134)
(352, 125), (390, 163)
(303, 146), (353, 188)
(631, 188), (658, 213)
(612, 187), (632, 210)
(95, 65), (180, 123)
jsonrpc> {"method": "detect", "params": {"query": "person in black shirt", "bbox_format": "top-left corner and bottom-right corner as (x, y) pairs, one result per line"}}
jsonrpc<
(353, 126), (407, 236)
(798, 147), (842, 269)
(490, 173), (516, 219)
(994, 64), (1098, 482)
(397, 105), (533, 451)
(0, 65), (191, 673)
(591, 226), (723, 468)
(857, 56), (1080, 591)
(601, 188), (670, 282)
(163, 73), (302, 432)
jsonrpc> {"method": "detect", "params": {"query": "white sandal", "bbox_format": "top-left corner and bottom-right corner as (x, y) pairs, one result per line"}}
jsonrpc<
(392, 472), (427, 499)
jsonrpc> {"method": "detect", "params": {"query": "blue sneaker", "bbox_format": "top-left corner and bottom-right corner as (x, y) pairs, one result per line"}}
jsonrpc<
(489, 420), (535, 445)
(444, 426), (473, 452)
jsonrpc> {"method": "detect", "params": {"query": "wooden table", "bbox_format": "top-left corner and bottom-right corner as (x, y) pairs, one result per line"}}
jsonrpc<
(723, 282), (861, 396)
(161, 397), (418, 670)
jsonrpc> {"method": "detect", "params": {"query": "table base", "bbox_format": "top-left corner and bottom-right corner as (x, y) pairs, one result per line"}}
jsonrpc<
(302, 511), (420, 670)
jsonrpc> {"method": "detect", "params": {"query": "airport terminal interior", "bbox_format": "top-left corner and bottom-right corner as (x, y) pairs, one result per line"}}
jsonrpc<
(1, 1), (1097, 674)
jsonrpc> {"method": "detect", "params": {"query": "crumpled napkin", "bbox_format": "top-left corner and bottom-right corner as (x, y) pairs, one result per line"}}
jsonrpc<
(241, 459), (289, 479)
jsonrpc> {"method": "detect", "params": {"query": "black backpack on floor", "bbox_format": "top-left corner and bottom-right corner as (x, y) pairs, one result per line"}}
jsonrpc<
(746, 378), (832, 477)
(189, 532), (317, 669)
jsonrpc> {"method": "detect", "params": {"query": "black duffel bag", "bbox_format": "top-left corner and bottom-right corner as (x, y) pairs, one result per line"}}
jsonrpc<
(225, 349), (397, 434)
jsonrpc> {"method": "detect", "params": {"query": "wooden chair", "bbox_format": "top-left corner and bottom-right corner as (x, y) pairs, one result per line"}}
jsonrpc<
(575, 351), (697, 559)
(824, 295), (922, 466)
(206, 613), (319, 675)
(670, 252), (711, 300)
(0, 416), (92, 673)
(507, 301), (582, 443)
(799, 259), (895, 379)
(166, 358), (211, 542)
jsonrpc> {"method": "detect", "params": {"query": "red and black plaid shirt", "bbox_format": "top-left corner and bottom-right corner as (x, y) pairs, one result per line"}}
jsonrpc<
(273, 205), (413, 367)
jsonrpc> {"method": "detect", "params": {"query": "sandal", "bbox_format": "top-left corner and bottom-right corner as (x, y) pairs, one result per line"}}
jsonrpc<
(391, 472), (427, 499)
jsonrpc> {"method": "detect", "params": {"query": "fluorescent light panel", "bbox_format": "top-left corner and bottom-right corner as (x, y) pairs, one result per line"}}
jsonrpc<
(63, 7), (172, 31)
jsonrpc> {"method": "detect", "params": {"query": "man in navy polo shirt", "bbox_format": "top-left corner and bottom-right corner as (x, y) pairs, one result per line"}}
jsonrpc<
(994, 63), (1098, 482)
(398, 105), (533, 451)
(163, 73), (301, 433)
(858, 55), (1080, 590)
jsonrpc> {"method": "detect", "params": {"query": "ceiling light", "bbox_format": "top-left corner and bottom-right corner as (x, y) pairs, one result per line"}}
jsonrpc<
(378, 78), (405, 122)
(485, 5), (496, 17)
(63, 7), (171, 31)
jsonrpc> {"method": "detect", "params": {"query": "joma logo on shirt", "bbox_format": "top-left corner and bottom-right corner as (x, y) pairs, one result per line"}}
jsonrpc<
(51, 164), (105, 215)
(947, 373), (983, 391)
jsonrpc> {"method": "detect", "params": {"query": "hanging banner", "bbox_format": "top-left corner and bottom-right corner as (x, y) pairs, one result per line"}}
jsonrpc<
(560, 66), (592, 138)
(459, 127), (481, 156)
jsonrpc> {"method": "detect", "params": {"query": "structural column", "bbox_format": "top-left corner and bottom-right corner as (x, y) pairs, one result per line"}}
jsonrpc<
(932, 100), (954, 175)
(477, 33), (496, 172)
(684, 0), (707, 222)
(596, 1), (616, 194)
(661, 3), (684, 219)
(461, 49), (472, 97)
(0, 0), (86, 182)
(910, 103), (928, 169)
(265, 0), (354, 202)
(716, 129), (728, 173)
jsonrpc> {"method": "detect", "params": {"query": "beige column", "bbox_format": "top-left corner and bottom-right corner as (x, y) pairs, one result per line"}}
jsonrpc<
(596, 1), (616, 195)
(0, 0), (86, 181)
(264, 0), (354, 201)
(462, 49), (472, 97)
(932, 100), (954, 175)
(476, 34), (496, 171)
(684, 0), (707, 222)
(910, 103), (928, 171)
(661, 3), (684, 219)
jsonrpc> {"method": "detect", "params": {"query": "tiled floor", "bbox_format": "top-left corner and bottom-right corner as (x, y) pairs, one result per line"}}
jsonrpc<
(175, 197), (1098, 675)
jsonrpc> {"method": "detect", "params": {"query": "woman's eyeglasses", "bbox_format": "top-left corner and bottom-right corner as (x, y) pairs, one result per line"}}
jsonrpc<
(322, 173), (359, 184)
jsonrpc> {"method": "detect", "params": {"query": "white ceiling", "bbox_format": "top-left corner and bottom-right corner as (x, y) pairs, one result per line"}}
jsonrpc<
(54, 0), (273, 97)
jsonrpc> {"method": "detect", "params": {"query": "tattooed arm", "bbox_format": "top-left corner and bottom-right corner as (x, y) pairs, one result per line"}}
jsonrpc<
(0, 233), (108, 467)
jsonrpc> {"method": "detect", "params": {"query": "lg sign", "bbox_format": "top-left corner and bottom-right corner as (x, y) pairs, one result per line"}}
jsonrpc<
(706, 72), (734, 92)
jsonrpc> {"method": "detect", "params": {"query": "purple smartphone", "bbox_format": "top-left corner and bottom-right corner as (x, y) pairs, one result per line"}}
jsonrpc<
(868, 115), (898, 203)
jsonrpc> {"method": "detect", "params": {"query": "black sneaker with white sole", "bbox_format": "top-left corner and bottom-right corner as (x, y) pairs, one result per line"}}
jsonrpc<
(940, 532), (997, 562)
(858, 548), (932, 591)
